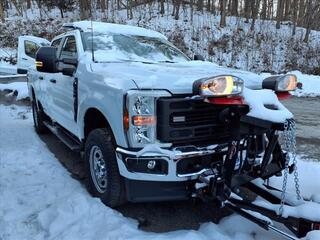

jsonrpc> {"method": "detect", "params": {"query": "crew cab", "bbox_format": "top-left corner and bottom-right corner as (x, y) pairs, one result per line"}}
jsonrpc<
(27, 21), (298, 207)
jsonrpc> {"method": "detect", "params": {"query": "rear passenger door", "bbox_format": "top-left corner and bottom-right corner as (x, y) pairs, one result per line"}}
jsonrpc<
(49, 35), (79, 134)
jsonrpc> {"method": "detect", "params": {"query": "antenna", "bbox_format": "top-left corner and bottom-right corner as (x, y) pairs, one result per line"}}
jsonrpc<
(91, 20), (95, 62)
(90, 2), (95, 62)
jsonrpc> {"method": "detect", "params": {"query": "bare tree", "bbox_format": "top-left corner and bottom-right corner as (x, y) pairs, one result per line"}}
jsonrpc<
(80, 0), (90, 19)
(250, 0), (260, 31)
(0, 1), (4, 22)
(292, 0), (298, 35)
(276, 0), (285, 29)
(220, 0), (227, 27)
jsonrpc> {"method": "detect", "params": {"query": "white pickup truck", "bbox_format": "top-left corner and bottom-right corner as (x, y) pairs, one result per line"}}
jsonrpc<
(27, 21), (298, 209)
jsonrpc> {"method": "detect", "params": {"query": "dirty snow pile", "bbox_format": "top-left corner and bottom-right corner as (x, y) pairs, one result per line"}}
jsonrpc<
(0, 82), (29, 100)
(1, 105), (320, 240)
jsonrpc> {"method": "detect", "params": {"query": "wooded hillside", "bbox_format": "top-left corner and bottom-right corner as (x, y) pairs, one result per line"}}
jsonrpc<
(0, 0), (319, 75)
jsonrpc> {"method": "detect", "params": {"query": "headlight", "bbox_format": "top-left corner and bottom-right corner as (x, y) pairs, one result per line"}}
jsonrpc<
(125, 90), (171, 148)
(262, 74), (297, 92)
(193, 75), (244, 97)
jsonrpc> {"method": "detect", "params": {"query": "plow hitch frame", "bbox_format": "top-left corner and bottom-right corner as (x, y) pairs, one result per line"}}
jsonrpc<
(226, 182), (320, 239)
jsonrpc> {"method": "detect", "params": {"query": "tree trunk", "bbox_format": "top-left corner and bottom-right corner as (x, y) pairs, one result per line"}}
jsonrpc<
(0, 1), (4, 22)
(80, 0), (90, 19)
(207, 0), (211, 12)
(292, 0), (298, 35)
(26, 0), (31, 9)
(220, 0), (227, 27)
(250, 0), (260, 31)
(101, 0), (106, 12)
(276, 0), (284, 29)
(303, 0), (313, 42)
(231, 0), (238, 16)
(127, 0), (133, 19)
(297, 0), (305, 26)
(197, 0), (203, 12)
(261, 0), (267, 19)
(175, 0), (182, 20)
(244, 0), (250, 23)
(160, 0), (165, 15)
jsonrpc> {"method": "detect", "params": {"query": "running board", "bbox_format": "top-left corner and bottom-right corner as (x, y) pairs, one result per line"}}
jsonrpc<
(43, 121), (82, 152)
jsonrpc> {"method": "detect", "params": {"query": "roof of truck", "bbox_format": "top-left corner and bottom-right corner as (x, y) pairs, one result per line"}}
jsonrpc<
(63, 21), (167, 40)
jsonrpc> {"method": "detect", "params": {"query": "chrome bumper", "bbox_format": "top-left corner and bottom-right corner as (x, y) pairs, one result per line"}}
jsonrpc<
(116, 144), (226, 182)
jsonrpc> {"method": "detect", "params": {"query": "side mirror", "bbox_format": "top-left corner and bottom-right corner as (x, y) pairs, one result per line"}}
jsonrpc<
(62, 58), (78, 66)
(36, 47), (57, 73)
(193, 54), (205, 61)
(62, 67), (76, 76)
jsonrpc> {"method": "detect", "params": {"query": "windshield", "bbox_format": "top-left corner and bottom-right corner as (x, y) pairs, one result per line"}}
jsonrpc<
(81, 32), (190, 63)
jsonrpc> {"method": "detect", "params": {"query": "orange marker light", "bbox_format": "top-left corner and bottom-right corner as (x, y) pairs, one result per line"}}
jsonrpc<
(123, 109), (129, 130)
(132, 116), (156, 126)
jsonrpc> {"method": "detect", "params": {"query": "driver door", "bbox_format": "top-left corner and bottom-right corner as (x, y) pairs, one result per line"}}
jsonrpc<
(49, 35), (78, 134)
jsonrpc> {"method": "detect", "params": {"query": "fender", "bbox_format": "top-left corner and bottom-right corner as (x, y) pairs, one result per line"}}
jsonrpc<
(77, 97), (128, 148)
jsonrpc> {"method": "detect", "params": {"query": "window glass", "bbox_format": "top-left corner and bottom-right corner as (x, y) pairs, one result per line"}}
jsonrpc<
(24, 40), (40, 59)
(51, 38), (62, 48)
(60, 36), (77, 59)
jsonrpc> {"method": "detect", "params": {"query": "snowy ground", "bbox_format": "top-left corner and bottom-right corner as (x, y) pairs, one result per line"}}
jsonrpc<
(1, 104), (320, 240)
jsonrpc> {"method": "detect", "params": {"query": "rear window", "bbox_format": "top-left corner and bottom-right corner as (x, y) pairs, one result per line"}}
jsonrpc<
(24, 40), (40, 59)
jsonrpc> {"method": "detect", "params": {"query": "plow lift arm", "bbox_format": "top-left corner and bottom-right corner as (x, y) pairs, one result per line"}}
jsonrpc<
(195, 107), (320, 239)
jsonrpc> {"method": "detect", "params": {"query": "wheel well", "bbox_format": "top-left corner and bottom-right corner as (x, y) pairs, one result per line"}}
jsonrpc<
(83, 108), (114, 142)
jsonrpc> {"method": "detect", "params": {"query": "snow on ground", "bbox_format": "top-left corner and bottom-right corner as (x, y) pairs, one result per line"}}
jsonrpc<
(1, 104), (320, 240)
(289, 71), (320, 97)
(0, 49), (17, 74)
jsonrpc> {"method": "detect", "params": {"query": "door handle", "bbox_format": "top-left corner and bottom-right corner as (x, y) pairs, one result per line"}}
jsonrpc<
(39, 76), (44, 80)
(22, 58), (28, 60)
(49, 79), (56, 83)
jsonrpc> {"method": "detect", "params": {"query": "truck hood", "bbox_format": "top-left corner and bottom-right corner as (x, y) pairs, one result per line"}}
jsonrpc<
(90, 61), (264, 94)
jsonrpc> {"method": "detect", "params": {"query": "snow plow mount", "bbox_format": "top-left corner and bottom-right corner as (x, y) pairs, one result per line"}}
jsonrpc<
(194, 114), (320, 239)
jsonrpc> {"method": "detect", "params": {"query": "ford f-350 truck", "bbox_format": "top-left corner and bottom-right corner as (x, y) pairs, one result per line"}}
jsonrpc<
(27, 21), (300, 212)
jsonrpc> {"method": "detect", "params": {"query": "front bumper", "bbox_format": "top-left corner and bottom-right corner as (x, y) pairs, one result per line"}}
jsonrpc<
(116, 145), (227, 182)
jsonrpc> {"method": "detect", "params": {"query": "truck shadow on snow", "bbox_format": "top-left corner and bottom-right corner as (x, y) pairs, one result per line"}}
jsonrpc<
(38, 132), (231, 232)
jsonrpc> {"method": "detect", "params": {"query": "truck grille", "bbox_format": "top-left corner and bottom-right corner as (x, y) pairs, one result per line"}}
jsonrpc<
(157, 98), (230, 146)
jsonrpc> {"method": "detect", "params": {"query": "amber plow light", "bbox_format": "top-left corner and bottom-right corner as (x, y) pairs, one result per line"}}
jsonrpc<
(132, 116), (156, 126)
(193, 75), (244, 97)
(277, 75), (297, 91)
(262, 74), (297, 92)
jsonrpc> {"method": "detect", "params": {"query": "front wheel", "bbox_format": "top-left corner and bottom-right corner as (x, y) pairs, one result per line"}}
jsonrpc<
(84, 128), (126, 207)
(32, 100), (48, 134)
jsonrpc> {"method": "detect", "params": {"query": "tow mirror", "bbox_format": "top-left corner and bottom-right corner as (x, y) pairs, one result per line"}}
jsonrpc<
(194, 54), (205, 61)
(35, 47), (57, 73)
(62, 58), (78, 66)
(62, 67), (76, 76)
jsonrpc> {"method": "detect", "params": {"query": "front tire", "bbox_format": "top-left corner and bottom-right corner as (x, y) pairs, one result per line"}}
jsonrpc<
(84, 128), (126, 207)
(32, 100), (48, 134)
